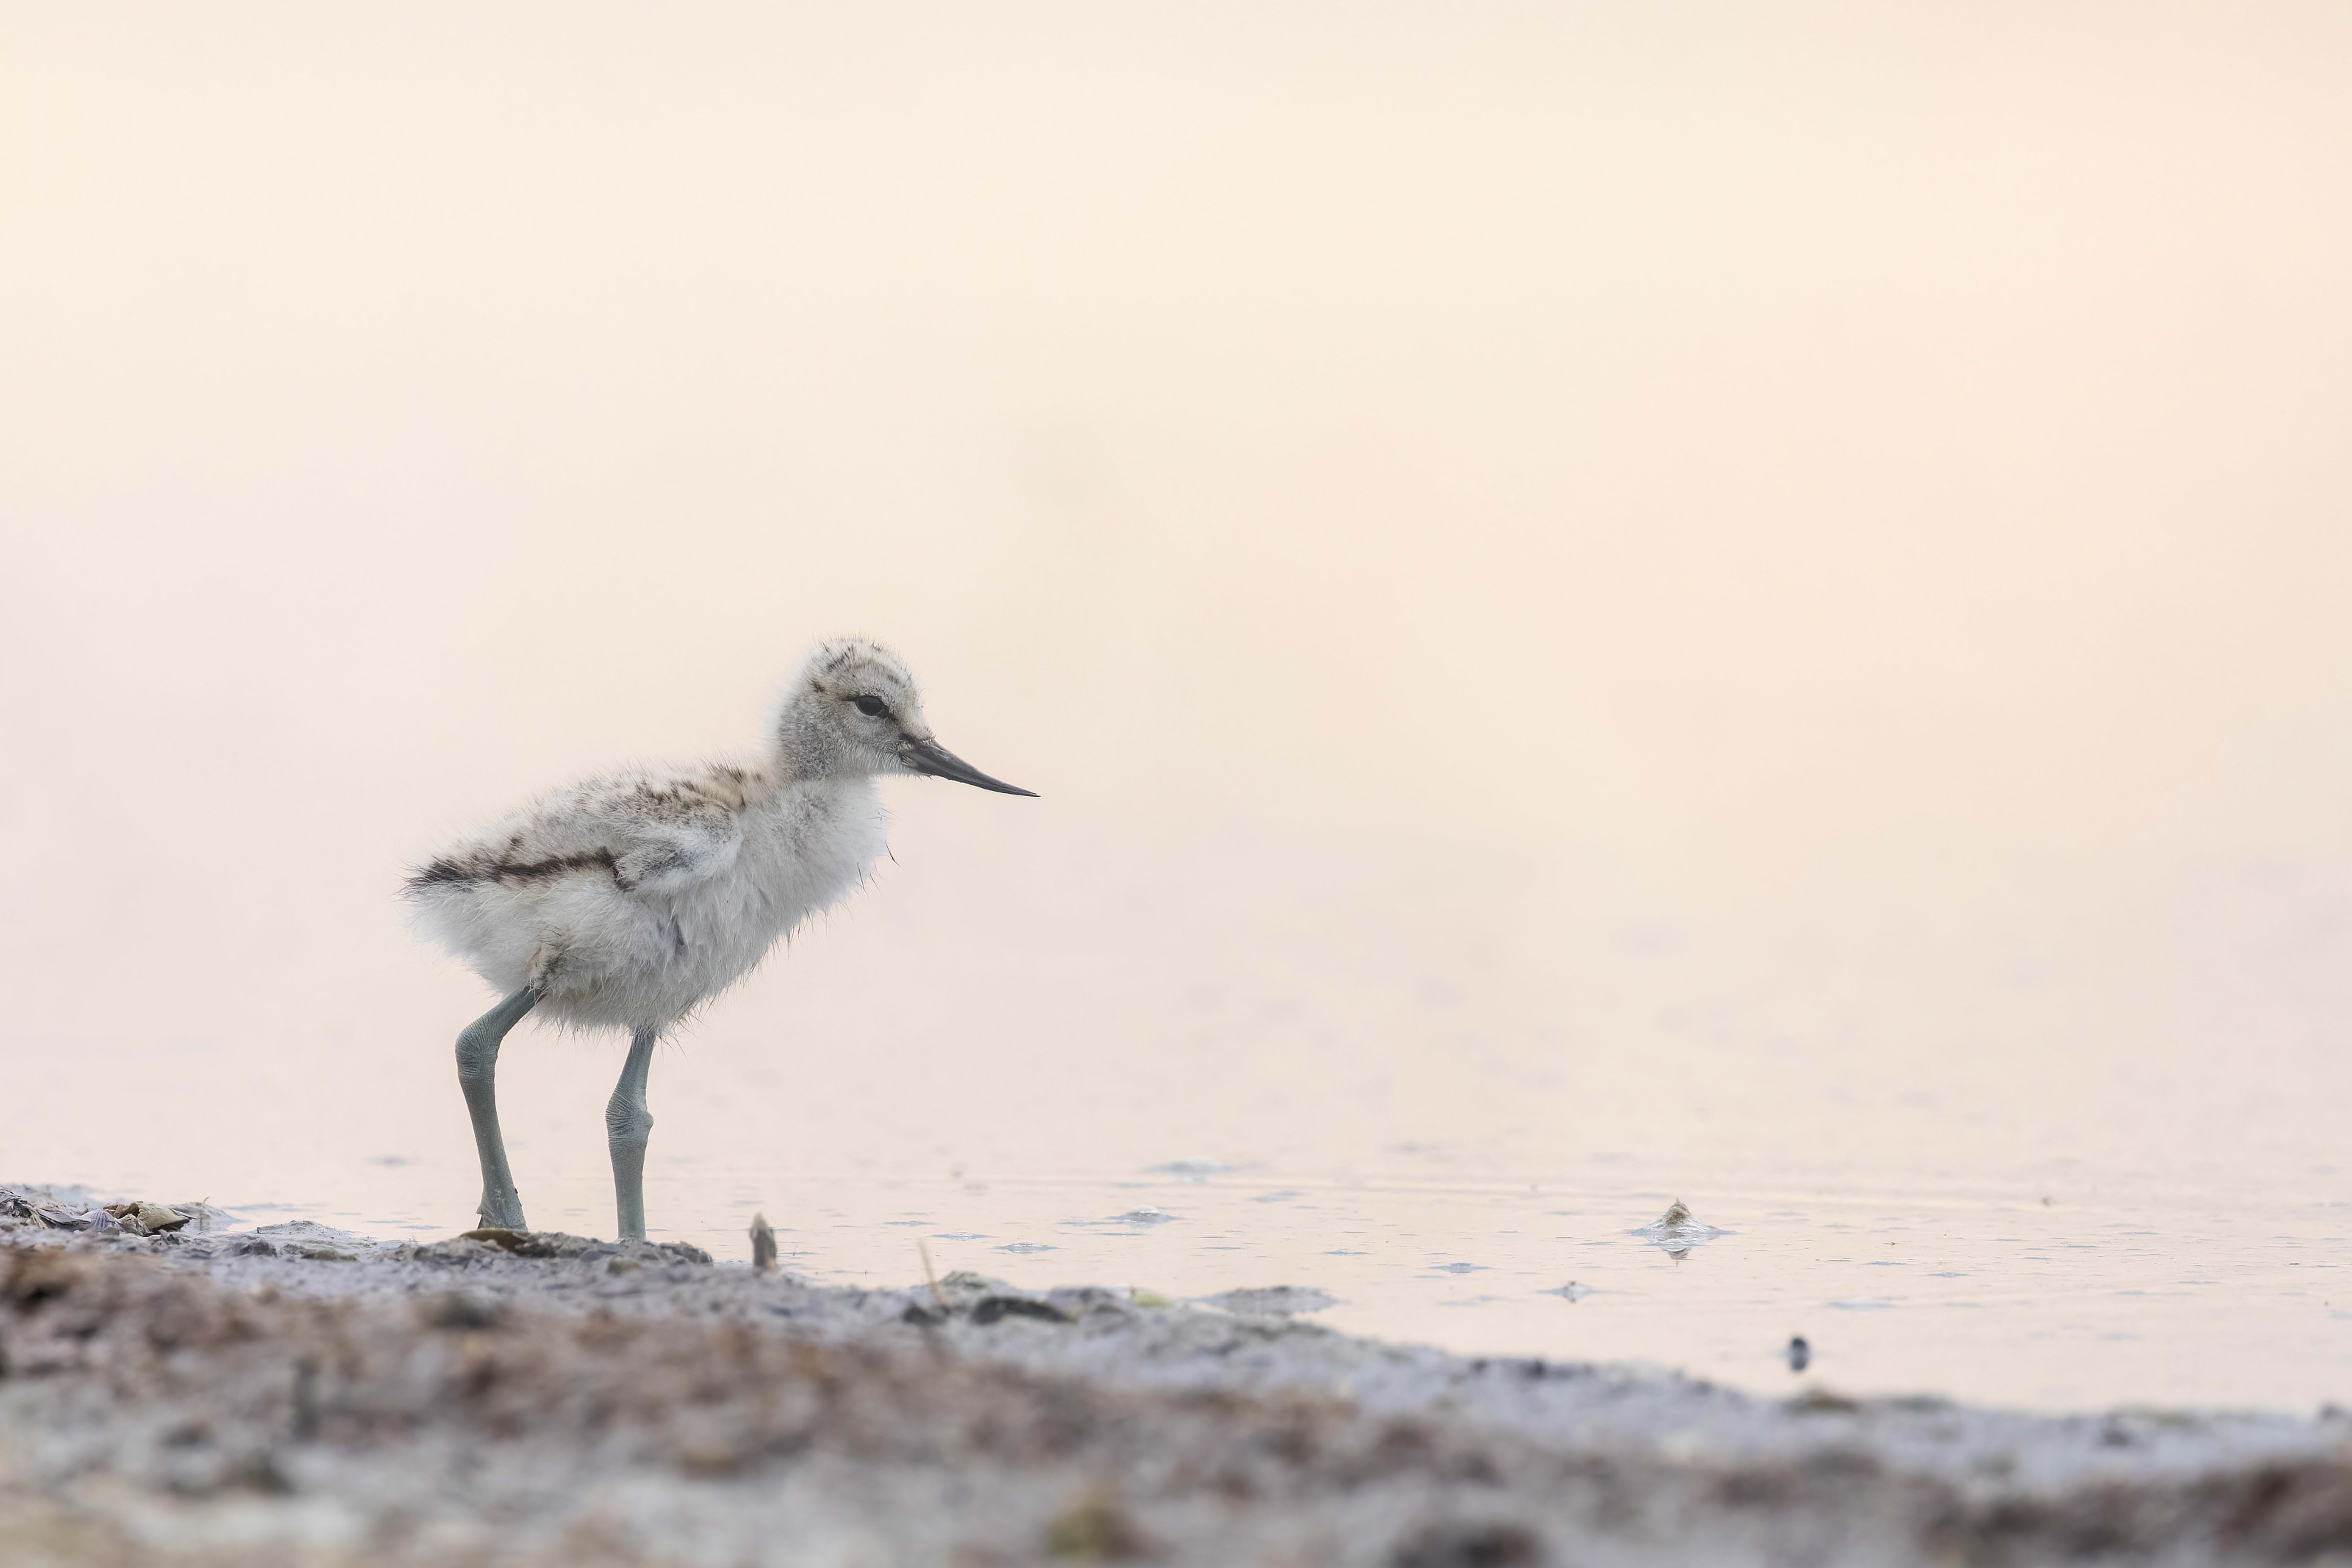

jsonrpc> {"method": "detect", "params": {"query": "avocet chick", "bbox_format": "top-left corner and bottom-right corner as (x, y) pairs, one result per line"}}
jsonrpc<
(404, 637), (1033, 1241)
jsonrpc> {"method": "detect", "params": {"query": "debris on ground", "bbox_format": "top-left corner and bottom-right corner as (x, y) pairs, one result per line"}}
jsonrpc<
(4, 1185), (2350, 1566)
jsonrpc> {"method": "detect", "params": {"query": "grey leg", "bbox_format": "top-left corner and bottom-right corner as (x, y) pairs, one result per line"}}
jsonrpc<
(456, 988), (538, 1230)
(607, 1028), (659, 1241)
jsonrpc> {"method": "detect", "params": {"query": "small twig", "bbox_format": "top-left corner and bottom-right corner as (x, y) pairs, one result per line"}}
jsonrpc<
(918, 1240), (948, 1313)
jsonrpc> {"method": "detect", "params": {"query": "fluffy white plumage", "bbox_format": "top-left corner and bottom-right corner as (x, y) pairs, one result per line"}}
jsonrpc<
(405, 637), (1026, 1033)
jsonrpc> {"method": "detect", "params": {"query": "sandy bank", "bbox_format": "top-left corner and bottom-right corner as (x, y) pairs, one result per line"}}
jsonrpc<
(3, 1188), (2350, 1567)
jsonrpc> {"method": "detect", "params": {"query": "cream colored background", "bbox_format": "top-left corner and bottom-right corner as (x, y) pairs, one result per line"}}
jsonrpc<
(4, 6), (2349, 1406)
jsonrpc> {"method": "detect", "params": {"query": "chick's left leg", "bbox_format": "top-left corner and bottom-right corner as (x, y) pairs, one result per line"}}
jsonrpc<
(607, 1028), (659, 1242)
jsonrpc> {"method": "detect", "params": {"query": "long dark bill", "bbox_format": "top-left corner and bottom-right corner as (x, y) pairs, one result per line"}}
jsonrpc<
(901, 736), (1039, 796)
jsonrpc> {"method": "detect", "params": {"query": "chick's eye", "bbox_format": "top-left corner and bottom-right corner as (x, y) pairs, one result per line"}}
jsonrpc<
(852, 695), (889, 718)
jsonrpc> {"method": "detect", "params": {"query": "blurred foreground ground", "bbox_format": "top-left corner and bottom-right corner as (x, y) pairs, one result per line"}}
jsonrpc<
(6, 1188), (2352, 1567)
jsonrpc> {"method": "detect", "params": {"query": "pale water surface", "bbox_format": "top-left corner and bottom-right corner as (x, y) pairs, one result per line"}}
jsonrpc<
(11, 815), (2352, 1412)
(4, 5), (2351, 1415)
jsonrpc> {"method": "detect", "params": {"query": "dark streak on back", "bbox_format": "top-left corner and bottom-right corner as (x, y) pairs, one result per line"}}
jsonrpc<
(404, 847), (623, 896)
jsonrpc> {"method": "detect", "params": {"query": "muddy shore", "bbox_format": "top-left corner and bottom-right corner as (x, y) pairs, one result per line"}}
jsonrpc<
(4, 1187), (2350, 1567)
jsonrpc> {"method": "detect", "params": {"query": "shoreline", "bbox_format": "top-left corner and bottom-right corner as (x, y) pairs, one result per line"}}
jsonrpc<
(5, 1187), (2351, 1566)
